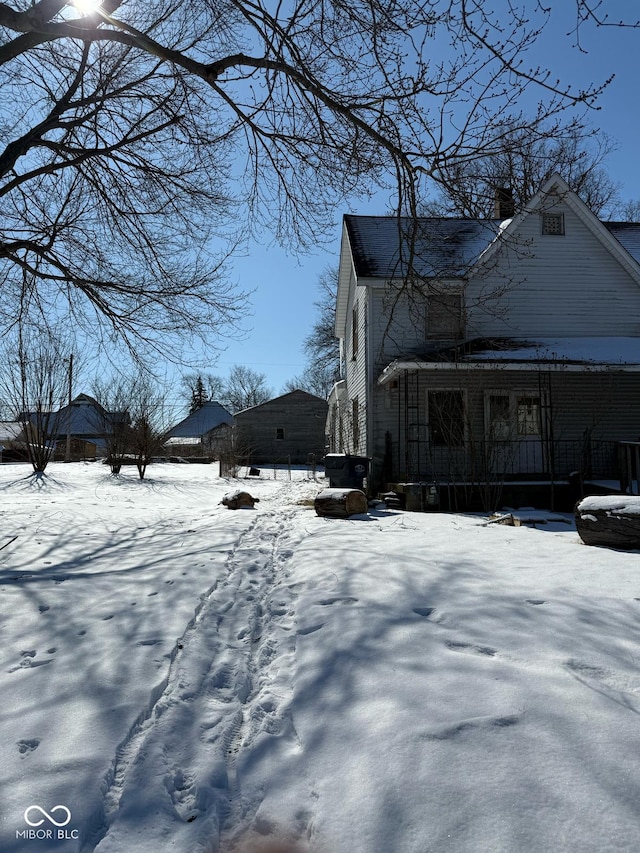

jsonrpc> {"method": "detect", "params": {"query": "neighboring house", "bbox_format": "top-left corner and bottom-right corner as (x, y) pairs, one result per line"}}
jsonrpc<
(234, 390), (328, 464)
(0, 421), (26, 462)
(20, 393), (125, 459)
(164, 401), (233, 457)
(327, 173), (640, 508)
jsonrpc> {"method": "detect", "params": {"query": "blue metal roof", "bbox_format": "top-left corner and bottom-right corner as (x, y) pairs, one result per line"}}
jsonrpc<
(168, 401), (233, 438)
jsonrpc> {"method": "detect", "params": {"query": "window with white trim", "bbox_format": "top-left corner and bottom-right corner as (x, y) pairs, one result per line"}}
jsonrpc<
(426, 293), (464, 341)
(428, 390), (465, 447)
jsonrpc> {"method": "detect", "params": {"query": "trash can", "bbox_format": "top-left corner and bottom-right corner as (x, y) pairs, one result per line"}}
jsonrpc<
(323, 454), (370, 490)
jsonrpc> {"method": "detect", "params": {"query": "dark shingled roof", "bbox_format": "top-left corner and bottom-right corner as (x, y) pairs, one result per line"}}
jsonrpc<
(344, 216), (640, 279)
(603, 222), (640, 265)
(344, 215), (501, 279)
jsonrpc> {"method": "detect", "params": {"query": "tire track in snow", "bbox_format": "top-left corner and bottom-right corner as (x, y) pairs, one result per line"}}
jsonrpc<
(85, 492), (304, 853)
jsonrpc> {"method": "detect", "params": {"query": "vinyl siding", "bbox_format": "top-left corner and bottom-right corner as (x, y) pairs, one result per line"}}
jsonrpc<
(343, 285), (369, 454)
(467, 197), (640, 338)
(234, 392), (328, 463)
(371, 368), (640, 484)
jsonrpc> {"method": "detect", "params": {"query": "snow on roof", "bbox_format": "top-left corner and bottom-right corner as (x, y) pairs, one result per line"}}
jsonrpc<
(167, 401), (233, 438)
(344, 214), (501, 279)
(604, 222), (640, 265)
(0, 422), (22, 442)
(378, 337), (640, 383)
(343, 209), (640, 285)
(469, 337), (640, 366)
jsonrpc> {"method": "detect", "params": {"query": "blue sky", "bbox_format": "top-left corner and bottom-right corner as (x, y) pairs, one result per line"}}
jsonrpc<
(176, 6), (640, 402)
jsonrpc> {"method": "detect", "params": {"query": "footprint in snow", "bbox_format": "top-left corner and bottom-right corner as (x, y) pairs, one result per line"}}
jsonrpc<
(17, 738), (40, 757)
(526, 599), (546, 606)
(413, 607), (435, 618)
(446, 640), (497, 657)
(317, 597), (358, 607)
(297, 623), (324, 636)
(424, 713), (520, 741)
(8, 650), (55, 672)
(38, 605), (50, 613)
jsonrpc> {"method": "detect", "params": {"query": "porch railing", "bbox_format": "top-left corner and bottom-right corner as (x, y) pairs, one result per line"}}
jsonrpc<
(399, 438), (620, 484)
(619, 442), (640, 495)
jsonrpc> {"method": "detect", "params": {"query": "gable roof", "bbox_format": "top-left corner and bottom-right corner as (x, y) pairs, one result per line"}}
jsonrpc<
(234, 389), (328, 416)
(475, 173), (640, 281)
(168, 401), (233, 438)
(337, 177), (640, 337)
(336, 214), (500, 335)
(20, 393), (124, 436)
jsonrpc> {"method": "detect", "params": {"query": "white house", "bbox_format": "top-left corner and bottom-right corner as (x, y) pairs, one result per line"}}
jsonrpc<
(327, 174), (640, 509)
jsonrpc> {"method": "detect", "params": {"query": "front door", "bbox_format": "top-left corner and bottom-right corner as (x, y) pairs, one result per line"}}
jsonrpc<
(515, 395), (543, 473)
(485, 393), (545, 475)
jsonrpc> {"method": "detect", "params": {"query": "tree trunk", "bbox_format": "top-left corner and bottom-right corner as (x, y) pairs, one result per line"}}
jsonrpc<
(575, 503), (640, 549)
(314, 488), (368, 518)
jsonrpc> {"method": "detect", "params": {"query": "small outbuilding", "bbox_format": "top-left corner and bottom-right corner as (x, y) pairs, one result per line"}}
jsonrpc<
(234, 390), (328, 464)
(165, 401), (233, 457)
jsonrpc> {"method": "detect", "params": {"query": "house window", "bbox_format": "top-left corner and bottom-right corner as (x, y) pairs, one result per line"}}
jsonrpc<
(426, 293), (463, 341)
(542, 213), (564, 236)
(275, 427), (285, 440)
(352, 396), (360, 450)
(517, 397), (541, 436)
(487, 394), (511, 440)
(351, 303), (359, 359)
(428, 391), (465, 447)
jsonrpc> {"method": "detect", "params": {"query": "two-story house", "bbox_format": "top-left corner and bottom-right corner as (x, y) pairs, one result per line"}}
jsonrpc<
(327, 173), (640, 509)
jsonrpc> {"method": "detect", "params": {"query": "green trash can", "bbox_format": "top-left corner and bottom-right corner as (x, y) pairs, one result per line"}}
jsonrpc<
(324, 454), (370, 489)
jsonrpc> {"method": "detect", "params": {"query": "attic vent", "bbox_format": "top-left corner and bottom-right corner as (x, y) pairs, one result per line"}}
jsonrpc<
(542, 213), (564, 236)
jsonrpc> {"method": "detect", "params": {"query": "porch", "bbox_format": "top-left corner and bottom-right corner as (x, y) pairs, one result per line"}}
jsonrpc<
(383, 437), (626, 512)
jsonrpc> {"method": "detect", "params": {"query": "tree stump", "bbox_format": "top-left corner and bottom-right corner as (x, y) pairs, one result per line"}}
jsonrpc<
(314, 488), (368, 518)
(221, 490), (260, 510)
(575, 497), (640, 549)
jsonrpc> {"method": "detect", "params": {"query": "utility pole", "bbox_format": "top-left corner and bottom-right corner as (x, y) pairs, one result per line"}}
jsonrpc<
(64, 353), (74, 463)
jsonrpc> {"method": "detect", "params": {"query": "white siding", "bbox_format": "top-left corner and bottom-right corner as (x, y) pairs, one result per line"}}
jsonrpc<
(467, 198), (640, 338)
(343, 283), (369, 454)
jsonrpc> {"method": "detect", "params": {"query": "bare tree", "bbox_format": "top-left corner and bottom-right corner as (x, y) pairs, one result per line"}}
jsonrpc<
(0, 326), (73, 474)
(91, 377), (133, 474)
(0, 0), (632, 356)
(423, 122), (621, 219)
(125, 376), (170, 479)
(223, 365), (272, 413)
(180, 372), (226, 413)
(617, 200), (640, 223)
(281, 363), (336, 400)
(283, 266), (341, 398)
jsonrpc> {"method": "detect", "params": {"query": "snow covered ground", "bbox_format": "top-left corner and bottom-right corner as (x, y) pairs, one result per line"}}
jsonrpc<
(2, 461), (640, 853)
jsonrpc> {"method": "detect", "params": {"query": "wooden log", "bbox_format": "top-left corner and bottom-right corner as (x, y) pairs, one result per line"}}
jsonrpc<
(221, 490), (260, 510)
(314, 488), (368, 518)
(575, 497), (640, 549)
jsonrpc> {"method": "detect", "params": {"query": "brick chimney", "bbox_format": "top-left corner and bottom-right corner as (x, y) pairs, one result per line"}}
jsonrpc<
(493, 186), (515, 219)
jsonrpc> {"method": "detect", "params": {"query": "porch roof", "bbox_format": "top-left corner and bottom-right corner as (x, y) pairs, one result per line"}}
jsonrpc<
(378, 337), (640, 384)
